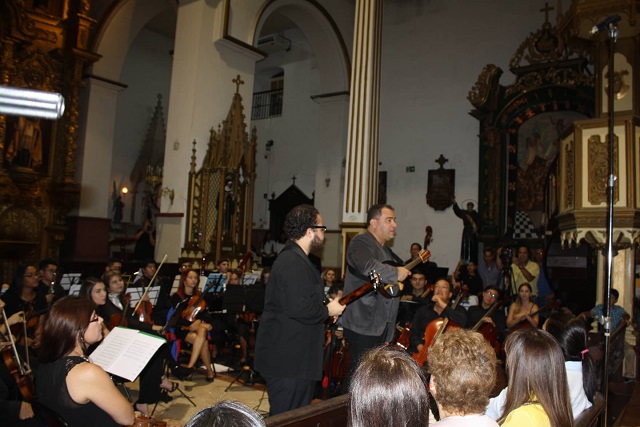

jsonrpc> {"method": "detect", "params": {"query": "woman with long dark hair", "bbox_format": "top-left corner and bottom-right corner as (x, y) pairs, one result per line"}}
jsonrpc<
(170, 269), (215, 381)
(36, 296), (134, 426)
(497, 328), (573, 427)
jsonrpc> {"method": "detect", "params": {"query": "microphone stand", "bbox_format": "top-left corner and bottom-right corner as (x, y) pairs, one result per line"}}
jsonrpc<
(601, 20), (619, 427)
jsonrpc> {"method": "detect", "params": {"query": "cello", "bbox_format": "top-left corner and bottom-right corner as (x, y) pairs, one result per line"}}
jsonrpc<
(412, 290), (465, 366)
(470, 300), (502, 356)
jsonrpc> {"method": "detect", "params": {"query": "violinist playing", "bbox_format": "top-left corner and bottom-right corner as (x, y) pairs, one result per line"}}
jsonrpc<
(97, 272), (179, 417)
(0, 265), (46, 354)
(170, 269), (215, 382)
(0, 300), (39, 427)
(408, 279), (467, 354)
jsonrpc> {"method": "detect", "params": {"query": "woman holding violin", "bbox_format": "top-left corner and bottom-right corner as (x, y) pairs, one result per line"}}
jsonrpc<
(0, 300), (39, 426)
(0, 264), (47, 352)
(170, 268), (215, 381)
(506, 283), (539, 330)
(36, 296), (135, 426)
(96, 272), (179, 416)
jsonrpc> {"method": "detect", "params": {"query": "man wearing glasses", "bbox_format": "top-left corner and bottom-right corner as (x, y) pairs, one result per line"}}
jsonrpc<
(254, 204), (345, 415)
(342, 204), (412, 383)
(466, 285), (507, 342)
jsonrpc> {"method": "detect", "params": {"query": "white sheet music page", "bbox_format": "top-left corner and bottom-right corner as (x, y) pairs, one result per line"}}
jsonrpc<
(89, 326), (165, 381)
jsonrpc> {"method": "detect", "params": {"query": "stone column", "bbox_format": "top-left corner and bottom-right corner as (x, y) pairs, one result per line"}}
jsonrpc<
(341, 0), (383, 270)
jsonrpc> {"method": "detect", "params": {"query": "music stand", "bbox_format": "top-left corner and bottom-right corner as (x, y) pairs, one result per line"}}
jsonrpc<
(223, 284), (264, 391)
(59, 273), (81, 291)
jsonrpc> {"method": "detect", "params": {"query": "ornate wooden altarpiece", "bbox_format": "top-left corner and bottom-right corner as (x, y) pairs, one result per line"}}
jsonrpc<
(182, 76), (257, 265)
(468, 7), (595, 245)
(0, 0), (99, 281)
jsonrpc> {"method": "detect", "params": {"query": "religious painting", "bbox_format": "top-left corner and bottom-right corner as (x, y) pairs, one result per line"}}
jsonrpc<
(3, 115), (51, 173)
(516, 111), (586, 232)
(426, 168), (455, 211)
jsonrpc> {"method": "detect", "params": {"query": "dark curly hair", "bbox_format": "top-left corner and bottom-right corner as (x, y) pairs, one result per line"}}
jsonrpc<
(283, 204), (319, 240)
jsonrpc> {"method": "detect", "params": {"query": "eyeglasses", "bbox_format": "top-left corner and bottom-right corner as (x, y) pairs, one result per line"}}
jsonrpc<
(310, 225), (327, 232)
(486, 291), (497, 298)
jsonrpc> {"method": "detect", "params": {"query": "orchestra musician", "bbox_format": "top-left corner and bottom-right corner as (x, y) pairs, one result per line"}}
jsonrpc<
(408, 279), (467, 354)
(254, 204), (345, 415)
(465, 285), (507, 342)
(170, 269), (215, 381)
(0, 264), (46, 353)
(0, 300), (39, 426)
(341, 204), (411, 384)
(506, 283), (539, 330)
(36, 296), (135, 427)
(97, 272), (179, 416)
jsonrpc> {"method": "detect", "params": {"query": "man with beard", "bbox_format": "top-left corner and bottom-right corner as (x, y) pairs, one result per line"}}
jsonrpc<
(341, 204), (412, 383)
(254, 204), (345, 415)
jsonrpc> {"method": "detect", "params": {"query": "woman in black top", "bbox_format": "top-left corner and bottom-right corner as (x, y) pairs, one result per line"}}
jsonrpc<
(36, 296), (134, 426)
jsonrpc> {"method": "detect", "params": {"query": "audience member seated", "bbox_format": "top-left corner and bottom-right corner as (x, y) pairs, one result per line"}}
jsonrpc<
(36, 296), (135, 426)
(505, 283), (539, 330)
(543, 312), (595, 418)
(349, 346), (430, 427)
(185, 400), (265, 427)
(491, 328), (573, 427)
(428, 329), (498, 426)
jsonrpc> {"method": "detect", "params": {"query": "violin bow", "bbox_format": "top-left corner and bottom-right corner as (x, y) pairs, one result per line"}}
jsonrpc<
(133, 254), (168, 313)
(1, 307), (30, 375)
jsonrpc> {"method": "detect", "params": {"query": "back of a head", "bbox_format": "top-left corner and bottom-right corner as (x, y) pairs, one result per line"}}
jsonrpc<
(349, 346), (429, 427)
(184, 401), (265, 427)
(428, 329), (497, 415)
(501, 328), (573, 426)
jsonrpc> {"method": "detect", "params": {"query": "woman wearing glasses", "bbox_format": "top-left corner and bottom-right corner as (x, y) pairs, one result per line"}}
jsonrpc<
(0, 264), (47, 351)
(36, 296), (134, 426)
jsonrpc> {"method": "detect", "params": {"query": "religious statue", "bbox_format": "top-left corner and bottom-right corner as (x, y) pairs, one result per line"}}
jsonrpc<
(6, 116), (43, 170)
(452, 199), (480, 263)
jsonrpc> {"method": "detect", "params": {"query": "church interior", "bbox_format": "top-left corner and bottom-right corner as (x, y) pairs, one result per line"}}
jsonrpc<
(1, 0), (640, 425)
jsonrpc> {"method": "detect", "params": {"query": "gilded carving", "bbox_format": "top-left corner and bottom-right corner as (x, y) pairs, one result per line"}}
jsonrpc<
(565, 139), (574, 209)
(588, 134), (618, 205)
(468, 64), (502, 108)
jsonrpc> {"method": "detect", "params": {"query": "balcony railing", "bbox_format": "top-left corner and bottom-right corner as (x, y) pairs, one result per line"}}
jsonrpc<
(252, 89), (283, 120)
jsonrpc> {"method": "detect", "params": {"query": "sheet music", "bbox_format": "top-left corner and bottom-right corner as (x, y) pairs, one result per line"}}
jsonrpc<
(126, 286), (161, 306)
(89, 326), (165, 382)
(59, 273), (82, 291)
(205, 273), (226, 293)
(68, 284), (82, 296)
(242, 274), (259, 285)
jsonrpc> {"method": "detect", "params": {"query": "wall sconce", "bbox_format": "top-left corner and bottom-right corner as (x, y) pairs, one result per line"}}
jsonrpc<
(325, 178), (331, 188)
(121, 186), (129, 195)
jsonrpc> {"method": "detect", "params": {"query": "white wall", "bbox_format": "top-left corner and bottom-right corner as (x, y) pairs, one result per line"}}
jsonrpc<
(112, 28), (174, 225)
(377, 0), (553, 270)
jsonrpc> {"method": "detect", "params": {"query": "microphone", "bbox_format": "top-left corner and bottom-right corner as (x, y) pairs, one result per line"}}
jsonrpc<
(589, 15), (621, 35)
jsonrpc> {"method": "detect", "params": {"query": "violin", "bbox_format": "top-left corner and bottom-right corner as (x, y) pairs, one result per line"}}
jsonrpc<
(132, 255), (168, 326)
(108, 293), (131, 330)
(1, 308), (36, 401)
(126, 414), (167, 427)
(180, 273), (223, 323)
(412, 291), (465, 366)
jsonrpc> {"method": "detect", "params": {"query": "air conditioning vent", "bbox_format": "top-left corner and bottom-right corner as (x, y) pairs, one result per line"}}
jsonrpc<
(257, 34), (291, 53)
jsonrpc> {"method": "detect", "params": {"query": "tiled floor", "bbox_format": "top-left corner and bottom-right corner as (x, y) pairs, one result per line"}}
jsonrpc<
(126, 364), (269, 426)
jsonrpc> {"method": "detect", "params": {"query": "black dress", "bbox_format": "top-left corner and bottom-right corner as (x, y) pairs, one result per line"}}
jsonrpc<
(36, 356), (119, 427)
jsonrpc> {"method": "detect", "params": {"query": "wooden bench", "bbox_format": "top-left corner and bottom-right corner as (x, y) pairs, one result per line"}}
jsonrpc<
(265, 395), (349, 427)
(574, 392), (605, 427)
